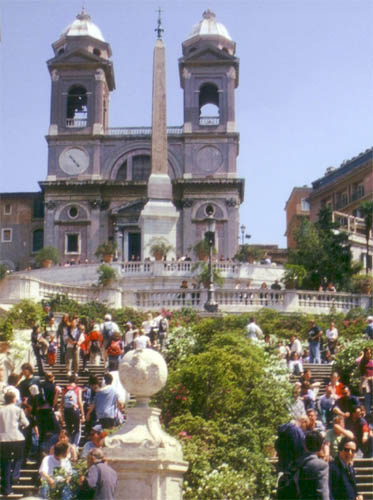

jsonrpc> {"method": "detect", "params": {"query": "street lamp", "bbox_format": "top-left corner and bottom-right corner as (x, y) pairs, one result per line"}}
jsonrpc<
(240, 224), (246, 245)
(204, 212), (218, 313)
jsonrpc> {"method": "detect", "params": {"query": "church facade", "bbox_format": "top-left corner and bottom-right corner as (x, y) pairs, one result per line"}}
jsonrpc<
(0, 10), (244, 270)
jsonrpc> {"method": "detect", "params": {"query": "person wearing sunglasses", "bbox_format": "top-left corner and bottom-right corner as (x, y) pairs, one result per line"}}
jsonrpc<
(329, 437), (363, 500)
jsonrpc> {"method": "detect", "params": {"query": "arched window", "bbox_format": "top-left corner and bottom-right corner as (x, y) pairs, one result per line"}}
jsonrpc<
(132, 155), (151, 181)
(116, 161), (127, 181)
(199, 83), (219, 125)
(32, 229), (44, 252)
(66, 86), (88, 127)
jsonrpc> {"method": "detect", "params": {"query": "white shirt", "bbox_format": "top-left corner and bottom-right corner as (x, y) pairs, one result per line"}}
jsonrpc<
(134, 335), (150, 349)
(39, 454), (72, 477)
(124, 329), (134, 346)
(246, 322), (262, 340)
(290, 338), (303, 355)
(64, 328), (85, 348)
(0, 403), (29, 442)
(326, 327), (338, 341)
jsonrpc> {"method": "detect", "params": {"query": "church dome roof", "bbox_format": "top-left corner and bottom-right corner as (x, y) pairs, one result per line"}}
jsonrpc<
(61, 9), (105, 42)
(186, 9), (232, 41)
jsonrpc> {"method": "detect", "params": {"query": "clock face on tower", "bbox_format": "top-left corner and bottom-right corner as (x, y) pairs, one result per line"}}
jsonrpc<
(59, 147), (89, 175)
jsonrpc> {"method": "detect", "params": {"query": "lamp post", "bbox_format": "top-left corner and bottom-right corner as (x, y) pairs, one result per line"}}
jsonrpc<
(204, 213), (218, 313)
(240, 224), (246, 246)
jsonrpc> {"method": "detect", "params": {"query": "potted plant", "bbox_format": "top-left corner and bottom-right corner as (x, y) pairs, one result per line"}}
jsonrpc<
(191, 239), (216, 261)
(193, 262), (224, 288)
(148, 238), (174, 261)
(95, 241), (118, 263)
(234, 244), (265, 263)
(97, 264), (117, 287)
(350, 274), (373, 295)
(35, 246), (59, 268)
(282, 264), (307, 289)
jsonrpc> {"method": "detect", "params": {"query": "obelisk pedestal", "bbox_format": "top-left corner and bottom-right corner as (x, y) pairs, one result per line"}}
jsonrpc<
(140, 35), (179, 260)
(104, 349), (188, 500)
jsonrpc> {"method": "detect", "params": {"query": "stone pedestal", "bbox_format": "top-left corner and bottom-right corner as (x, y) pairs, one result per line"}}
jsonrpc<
(104, 406), (188, 500)
(139, 198), (179, 261)
(104, 349), (188, 500)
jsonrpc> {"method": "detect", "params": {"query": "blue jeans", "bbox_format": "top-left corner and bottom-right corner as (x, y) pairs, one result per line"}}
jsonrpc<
(309, 341), (321, 364)
(363, 387), (372, 416)
(64, 407), (81, 446)
(0, 441), (24, 496)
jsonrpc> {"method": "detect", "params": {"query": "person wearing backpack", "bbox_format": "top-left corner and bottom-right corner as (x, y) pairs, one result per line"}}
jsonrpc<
(106, 332), (124, 371)
(88, 324), (103, 366)
(100, 314), (120, 368)
(60, 375), (85, 446)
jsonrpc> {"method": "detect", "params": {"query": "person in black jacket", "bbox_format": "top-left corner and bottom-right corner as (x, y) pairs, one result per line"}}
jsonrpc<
(298, 431), (329, 500)
(329, 437), (363, 500)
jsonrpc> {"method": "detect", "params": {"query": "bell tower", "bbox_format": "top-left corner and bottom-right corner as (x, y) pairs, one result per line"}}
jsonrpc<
(177, 10), (243, 260)
(179, 9), (239, 135)
(47, 9), (115, 139)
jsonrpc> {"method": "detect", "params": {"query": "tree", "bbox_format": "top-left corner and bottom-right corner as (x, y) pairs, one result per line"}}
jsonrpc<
(290, 206), (360, 291)
(359, 201), (373, 275)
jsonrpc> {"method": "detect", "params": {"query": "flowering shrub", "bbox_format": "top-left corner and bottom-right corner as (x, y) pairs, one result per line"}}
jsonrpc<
(155, 319), (292, 498)
(334, 337), (373, 392)
(184, 463), (257, 500)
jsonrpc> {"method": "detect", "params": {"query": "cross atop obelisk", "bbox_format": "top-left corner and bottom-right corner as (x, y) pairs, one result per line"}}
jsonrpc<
(139, 11), (179, 259)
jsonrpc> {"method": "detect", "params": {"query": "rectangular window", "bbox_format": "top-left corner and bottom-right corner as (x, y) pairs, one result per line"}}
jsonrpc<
(33, 197), (44, 219)
(300, 198), (310, 211)
(4, 204), (11, 215)
(65, 233), (80, 254)
(1, 229), (12, 242)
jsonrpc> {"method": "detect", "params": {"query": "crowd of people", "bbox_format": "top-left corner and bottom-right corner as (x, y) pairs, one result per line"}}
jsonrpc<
(31, 306), (169, 377)
(0, 361), (121, 498)
(0, 306), (171, 497)
(276, 351), (373, 500)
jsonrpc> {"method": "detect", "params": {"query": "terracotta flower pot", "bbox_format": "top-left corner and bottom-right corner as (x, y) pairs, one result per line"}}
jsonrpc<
(103, 254), (113, 263)
(42, 259), (52, 268)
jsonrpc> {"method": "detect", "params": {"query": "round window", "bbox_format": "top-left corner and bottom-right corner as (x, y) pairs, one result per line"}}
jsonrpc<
(68, 206), (78, 219)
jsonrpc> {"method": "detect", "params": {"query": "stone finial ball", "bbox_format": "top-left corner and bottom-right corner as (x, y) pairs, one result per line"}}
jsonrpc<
(118, 348), (168, 397)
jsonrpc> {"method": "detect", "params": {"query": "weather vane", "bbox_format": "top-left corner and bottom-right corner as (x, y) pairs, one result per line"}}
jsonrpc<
(155, 7), (164, 39)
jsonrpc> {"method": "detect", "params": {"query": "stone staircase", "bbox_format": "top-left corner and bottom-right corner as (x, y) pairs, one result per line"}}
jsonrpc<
(0, 360), (106, 499)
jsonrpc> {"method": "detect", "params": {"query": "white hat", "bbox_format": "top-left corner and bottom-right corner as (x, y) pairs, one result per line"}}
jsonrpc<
(104, 314), (112, 321)
(368, 316), (373, 322)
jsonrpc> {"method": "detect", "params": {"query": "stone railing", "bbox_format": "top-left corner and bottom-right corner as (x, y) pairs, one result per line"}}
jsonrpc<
(134, 288), (371, 314)
(199, 117), (219, 126)
(66, 118), (87, 128)
(107, 126), (183, 136)
(119, 260), (279, 281)
(1, 268), (370, 314)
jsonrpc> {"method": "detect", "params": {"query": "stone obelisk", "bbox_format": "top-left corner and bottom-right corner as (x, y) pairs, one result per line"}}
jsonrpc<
(139, 14), (179, 260)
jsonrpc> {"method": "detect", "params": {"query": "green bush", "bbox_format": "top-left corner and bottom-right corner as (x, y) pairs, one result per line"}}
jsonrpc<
(0, 264), (8, 281)
(155, 324), (292, 499)
(333, 337), (373, 392)
(0, 299), (44, 341)
(97, 264), (117, 286)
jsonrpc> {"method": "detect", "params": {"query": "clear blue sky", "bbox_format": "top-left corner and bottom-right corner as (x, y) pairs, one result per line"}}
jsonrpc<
(1, 0), (372, 247)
